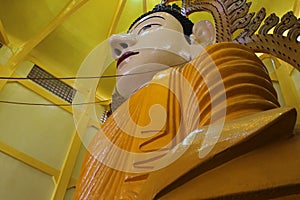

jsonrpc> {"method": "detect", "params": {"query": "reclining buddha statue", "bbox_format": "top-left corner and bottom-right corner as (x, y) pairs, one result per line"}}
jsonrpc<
(73, 0), (300, 199)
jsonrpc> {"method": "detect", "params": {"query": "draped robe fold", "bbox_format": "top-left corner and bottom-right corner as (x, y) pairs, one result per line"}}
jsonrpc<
(73, 42), (279, 199)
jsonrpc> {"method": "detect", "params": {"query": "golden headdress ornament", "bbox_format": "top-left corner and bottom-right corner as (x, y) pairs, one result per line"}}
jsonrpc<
(162, 0), (300, 72)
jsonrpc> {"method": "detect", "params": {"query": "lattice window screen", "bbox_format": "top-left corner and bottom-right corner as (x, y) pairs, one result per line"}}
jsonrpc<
(27, 65), (76, 103)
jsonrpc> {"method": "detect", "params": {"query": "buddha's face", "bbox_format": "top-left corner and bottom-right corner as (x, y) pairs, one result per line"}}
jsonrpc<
(109, 12), (194, 99)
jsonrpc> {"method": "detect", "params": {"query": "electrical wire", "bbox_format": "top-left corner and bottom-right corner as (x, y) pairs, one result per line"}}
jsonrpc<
(0, 60), (188, 80)
(0, 100), (108, 107)
(0, 61), (189, 107)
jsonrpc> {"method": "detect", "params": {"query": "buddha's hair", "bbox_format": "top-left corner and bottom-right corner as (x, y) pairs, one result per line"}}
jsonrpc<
(128, 4), (194, 36)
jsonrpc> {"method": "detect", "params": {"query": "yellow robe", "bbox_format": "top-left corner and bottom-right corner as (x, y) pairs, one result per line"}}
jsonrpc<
(73, 42), (279, 199)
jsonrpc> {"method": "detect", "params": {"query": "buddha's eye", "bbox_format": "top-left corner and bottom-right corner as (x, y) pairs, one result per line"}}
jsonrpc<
(138, 23), (161, 35)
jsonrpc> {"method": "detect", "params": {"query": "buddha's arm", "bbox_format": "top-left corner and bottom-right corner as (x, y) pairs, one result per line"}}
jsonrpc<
(178, 42), (279, 126)
(138, 107), (297, 200)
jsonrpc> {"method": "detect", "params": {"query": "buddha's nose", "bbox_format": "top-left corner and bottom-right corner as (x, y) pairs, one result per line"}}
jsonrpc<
(109, 33), (137, 60)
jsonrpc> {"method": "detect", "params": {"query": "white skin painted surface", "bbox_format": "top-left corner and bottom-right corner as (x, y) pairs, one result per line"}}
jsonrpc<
(109, 12), (215, 99)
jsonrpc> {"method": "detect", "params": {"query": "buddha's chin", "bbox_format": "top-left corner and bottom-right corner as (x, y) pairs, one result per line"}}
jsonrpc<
(115, 50), (189, 98)
(116, 62), (170, 99)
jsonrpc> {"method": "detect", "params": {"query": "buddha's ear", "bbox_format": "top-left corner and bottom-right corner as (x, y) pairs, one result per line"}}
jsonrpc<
(190, 20), (216, 46)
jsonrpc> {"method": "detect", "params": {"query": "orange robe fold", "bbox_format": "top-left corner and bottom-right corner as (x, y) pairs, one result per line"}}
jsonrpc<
(73, 43), (279, 199)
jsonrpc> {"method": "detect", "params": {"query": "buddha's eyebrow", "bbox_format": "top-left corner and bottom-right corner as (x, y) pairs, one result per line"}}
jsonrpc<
(129, 16), (165, 33)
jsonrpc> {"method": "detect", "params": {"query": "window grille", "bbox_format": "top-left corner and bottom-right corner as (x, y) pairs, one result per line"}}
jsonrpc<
(27, 65), (76, 103)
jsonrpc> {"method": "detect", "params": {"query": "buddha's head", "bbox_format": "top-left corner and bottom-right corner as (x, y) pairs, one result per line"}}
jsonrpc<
(109, 3), (215, 99)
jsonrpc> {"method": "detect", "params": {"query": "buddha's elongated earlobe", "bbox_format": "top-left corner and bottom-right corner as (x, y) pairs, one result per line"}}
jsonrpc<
(190, 20), (216, 46)
(189, 20), (216, 59)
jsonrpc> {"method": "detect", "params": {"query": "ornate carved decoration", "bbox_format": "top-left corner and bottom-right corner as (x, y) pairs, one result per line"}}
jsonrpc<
(164, 0), (300, 71)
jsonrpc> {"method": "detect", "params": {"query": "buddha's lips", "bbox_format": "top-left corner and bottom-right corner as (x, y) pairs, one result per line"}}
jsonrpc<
(117, 51), (139, 68)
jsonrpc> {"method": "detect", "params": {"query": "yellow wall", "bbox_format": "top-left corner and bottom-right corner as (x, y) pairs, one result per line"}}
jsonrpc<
(0, 82), (77, 199)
